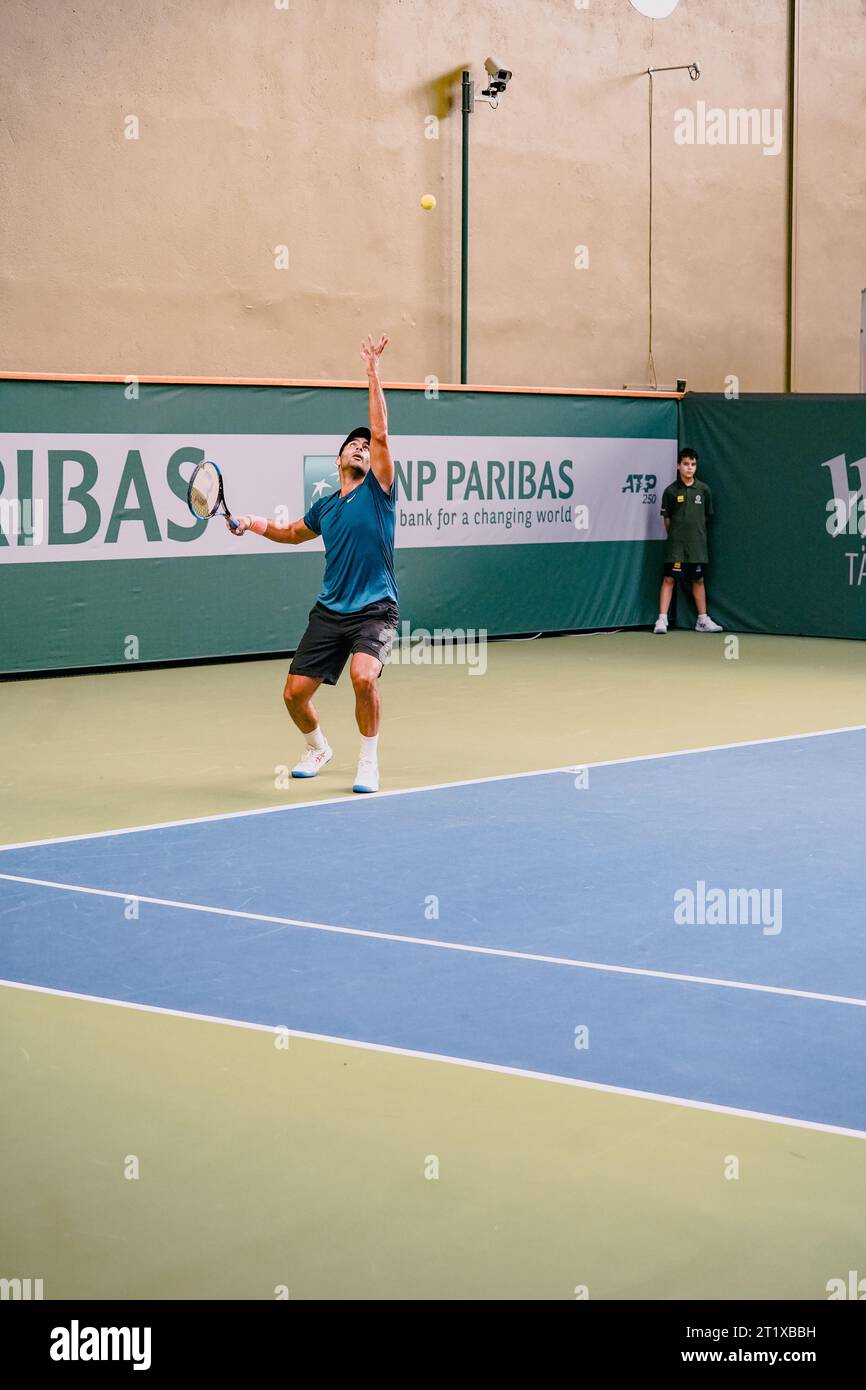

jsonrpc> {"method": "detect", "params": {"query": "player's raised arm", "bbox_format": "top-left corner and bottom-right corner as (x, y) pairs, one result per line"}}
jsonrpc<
(226, 514), (317, 544)
(361, 333), (394, 493)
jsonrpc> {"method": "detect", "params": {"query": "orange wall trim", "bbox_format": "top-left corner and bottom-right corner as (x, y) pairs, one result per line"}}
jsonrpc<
(0, 372), (682, 400)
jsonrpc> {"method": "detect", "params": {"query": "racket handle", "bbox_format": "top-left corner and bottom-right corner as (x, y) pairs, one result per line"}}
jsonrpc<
(228, 517), (240, 531)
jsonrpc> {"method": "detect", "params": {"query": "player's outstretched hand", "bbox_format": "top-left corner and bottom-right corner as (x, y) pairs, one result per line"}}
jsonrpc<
(227, 514), (251, 536)
(361, 334), (389, 374)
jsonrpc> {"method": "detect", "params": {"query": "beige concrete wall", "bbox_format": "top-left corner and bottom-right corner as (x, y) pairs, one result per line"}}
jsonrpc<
(0, 0), (862, 390)
(795, 0), (866, 391)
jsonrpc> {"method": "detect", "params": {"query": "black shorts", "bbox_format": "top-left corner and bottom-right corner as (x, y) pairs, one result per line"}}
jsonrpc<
(289, 599), (399, 686)
(664, 561), (707, 581)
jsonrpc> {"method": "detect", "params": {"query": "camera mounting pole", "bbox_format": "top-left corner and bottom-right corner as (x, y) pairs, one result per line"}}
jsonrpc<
(644, 61), (701, 389)
(460, 61), (511, 384)
(461, 70), (473, 385)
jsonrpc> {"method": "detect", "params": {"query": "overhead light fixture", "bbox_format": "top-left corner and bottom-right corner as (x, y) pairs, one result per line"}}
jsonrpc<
(629, 0), (681, 17)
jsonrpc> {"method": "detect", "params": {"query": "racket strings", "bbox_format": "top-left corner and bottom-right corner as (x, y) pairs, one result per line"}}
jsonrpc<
(189, 462), (221, 518)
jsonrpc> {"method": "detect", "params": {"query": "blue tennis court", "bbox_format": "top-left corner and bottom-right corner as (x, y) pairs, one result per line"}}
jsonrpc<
(2, 727), (865, 1138)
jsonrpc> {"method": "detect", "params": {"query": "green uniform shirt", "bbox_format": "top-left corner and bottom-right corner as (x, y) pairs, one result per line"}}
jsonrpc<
(660, 478), (714, 563)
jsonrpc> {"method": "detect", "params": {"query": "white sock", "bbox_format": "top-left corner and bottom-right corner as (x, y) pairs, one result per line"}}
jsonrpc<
(305, 726), (326, 751)
(658, 613), (667, 622)
(359, 733), (379, 760)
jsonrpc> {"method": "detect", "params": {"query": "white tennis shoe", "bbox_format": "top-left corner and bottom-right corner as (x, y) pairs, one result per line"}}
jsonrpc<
(291, 744), (334, 778)
(695, 615), (724, 632)
(653, 615), (669, 634)
(353, 754), (379, 794)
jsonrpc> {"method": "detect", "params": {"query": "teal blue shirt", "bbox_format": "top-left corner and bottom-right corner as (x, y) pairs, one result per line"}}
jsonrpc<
(304, 469), (398, 613)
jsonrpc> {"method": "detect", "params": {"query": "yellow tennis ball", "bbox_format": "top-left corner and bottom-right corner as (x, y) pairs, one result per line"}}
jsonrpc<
(420, 194), (436, 211)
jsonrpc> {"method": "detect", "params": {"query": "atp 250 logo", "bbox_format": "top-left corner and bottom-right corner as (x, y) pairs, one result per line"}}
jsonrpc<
(622, 473), (657, 505)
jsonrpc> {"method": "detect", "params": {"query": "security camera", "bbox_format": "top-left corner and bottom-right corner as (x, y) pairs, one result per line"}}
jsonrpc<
(484, 57), (512, 82)
(482, 56), (512, 96)
(688, 61), (701, 80)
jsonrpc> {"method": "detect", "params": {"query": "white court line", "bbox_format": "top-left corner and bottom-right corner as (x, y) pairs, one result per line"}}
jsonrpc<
(2, 976), (864, 1142)
(1, 721), (865, 854)
(2, 870), (865, 1010)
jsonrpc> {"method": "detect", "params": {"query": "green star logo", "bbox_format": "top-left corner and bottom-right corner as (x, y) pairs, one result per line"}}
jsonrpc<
(303, 455), (340, 512)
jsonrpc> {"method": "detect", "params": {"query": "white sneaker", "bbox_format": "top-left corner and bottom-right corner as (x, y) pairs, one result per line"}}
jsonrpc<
(653, 615), (669, 634)
(291, 743), (334, 778)
(353, 755), (379, 794)
(695, 615), (723, 633)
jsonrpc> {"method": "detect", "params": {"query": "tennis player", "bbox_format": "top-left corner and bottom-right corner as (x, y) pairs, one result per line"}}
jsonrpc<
(227, 334), (397, 793)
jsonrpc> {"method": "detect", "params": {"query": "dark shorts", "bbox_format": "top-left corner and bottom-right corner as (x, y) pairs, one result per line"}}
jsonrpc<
(664, 561), (707, 581)
(289, 599), (399, 686)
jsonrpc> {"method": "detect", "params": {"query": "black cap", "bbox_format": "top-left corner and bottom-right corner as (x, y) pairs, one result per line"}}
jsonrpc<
(337, 426), (371, 457)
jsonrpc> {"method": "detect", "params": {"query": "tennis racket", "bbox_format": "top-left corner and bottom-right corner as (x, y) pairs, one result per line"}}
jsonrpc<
(186, 459), (239, 530)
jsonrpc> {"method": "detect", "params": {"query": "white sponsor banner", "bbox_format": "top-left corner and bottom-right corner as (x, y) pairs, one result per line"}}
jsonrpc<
(0, 433), (676, 562)
(388, 435), (676, 547)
